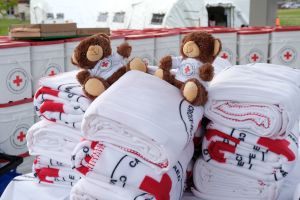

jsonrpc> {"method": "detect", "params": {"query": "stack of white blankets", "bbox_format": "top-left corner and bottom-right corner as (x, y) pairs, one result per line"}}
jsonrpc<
(70, 71), (204, 200)
(192, 63), (300, 200)
(26, 71), (91, 186)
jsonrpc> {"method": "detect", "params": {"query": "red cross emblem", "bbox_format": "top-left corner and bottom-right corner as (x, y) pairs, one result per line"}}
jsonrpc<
(221, 52), (228, 59)
(49, 70), (56, 76)
(251, 53), (259, 62)
(184, 66), (190, 74)
(284, 51), (292, 60)
(181, 63), (194, 76)
(17, 131), (26, 142)
(101, 61), (109, 68)
(13, 75), (23, 86)
(139, 174), (172, 200)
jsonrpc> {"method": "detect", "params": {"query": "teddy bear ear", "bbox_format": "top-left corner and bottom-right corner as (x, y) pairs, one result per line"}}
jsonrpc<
(213, 38), (222, 57)
(97, 33), (110, 41)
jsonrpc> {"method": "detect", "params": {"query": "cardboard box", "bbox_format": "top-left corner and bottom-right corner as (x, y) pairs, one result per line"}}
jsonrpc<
(76, 28), (110, 36)
(9, 23), (77, 38)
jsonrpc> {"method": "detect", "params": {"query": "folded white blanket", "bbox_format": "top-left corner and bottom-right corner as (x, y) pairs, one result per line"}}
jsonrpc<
(71, 140), (193, 200)
(201, 123), (298, 181)
(192, 158), (281, 200)
(82, 71), (203, 172)
(205, 63), (300, 138)
(205, 101), (289, 138)
(26, 120), (82, 165)
(35, 71), (91, 129)
(33, 155), (81, 186)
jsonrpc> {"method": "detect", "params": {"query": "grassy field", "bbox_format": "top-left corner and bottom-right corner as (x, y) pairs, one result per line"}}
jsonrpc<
(278, 8), (300, 26)
(0, 18), (29, 36)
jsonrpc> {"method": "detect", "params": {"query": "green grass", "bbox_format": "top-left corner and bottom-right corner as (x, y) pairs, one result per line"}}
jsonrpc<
(278, 8), (300, 26)
(0, 18), (29, 36)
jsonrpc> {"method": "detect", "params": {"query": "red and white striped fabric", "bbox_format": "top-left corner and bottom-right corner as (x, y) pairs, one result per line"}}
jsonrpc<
(34, 71), (91, 129)
(201, 122), (298, 181)
(70, 140), (194, 200)
(33, 156), (81, 186)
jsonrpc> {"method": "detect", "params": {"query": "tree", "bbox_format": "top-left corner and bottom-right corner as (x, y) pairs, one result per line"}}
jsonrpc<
(0, 0), (18, 18)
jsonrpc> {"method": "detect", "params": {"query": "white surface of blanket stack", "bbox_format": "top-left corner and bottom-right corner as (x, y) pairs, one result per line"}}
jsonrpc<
(34, 71), (91, 129)
(27, 120), (81, 186)
(70, 71), (204, 200)
(193, 63), (300, 200)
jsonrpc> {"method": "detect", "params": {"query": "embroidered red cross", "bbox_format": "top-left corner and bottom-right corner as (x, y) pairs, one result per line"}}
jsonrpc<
(101, 61), (109, 68)
(49, 70), (56, 76)
(13, 75), (23, 86)
(221, 52), (228, 59)
(184, 66), (190, 74)
(251, 54), (259, 62)
(139, 174), (172, 200)
(284, 51), (292, 60)
(17, 131), (26, 142)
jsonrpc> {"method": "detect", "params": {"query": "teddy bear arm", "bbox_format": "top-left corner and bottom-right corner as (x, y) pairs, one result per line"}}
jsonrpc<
(106, 66), (127, 85)
(76, 70), (91, 85)
(199, 63), (214, 81)
(117, 42), (132, 58)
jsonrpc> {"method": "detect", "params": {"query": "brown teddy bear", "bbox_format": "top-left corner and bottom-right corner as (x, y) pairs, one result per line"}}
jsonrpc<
(154, 31), (222, 106)
(72, 33), (147, 99)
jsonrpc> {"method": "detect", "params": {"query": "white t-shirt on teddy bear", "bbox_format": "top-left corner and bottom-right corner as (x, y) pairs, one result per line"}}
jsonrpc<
(171, 56), (209, 88)
(88, 52), (127, 79)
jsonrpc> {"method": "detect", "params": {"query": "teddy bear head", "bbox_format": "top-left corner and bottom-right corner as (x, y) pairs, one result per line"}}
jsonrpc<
(180, 31), (222, 63)
(71, 33), (112, 70)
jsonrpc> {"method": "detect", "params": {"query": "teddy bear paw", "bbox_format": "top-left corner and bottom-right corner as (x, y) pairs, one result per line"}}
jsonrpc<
(84, 78), (106, 98)
(128, 57), (147, 72)
(183, 81), (198, 103)
(154, 68), (164, 79)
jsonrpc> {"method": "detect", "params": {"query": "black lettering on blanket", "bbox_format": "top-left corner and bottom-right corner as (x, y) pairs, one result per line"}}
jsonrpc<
(203, 149), (209, 155)
(223, 138), (229, 144)
(249, 153), (256, 159)
(280, 168), (288, 177)
(238, 132), (246, 141)
(179, 99), (195, 143)
(288, 133), (298, 146)
(134, 193), (154, 200)
(110, 155), (142, 188)
(253, 145), (261, 151)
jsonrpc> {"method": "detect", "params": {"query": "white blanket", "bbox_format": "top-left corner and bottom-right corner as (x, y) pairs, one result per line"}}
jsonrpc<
(26, 120), (82, 165)
(82, 71), (203, 172)
(192, 158), (281, 200)
(205, 63), (300, 138)
(70, 140), (193, 200)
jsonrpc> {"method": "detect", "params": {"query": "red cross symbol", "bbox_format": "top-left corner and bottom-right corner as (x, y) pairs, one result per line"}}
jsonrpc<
(49, 70), (56, 76)
(139, 174), (172, 200)
(101, 61), (109, 68)
(17, 131), (26, 142)
(184, 66), (190, 74)
(251, 53), (259, 62)
(221, 52), (228, 59)
(13, 75), (23, 86)
(284, 51), (292, 60)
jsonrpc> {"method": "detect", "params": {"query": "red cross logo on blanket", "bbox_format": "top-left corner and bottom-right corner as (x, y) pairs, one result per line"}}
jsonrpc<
(6, 68), (28, 94)
(10, 125), (29, 148)
(139, 174), (172, 200)
(279, 47), (297, 64)
(99, 58), (112, 71)
(180, 63), (194, 76)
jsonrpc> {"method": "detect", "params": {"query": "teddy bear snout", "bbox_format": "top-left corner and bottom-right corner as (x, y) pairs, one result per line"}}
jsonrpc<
(86, 45), (103, 62)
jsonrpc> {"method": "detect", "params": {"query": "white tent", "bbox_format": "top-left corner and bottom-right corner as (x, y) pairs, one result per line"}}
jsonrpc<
(30, 0), (250, 29)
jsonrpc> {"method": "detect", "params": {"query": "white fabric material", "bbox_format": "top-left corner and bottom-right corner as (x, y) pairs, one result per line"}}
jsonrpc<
(26, 120), (81, 165)
(82, 71), (203, 172)
(205, 63), (300, 138)
(70, 141), (193, 200)
(213, 57), (232, 76)
(192, 158), (281, 200)
(39, 70), (85, 96)
(88, 52), (127, 79)
(205, 101), (289, 138)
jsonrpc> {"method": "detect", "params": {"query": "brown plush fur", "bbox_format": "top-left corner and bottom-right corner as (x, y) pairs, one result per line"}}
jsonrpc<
(180, 31), (220, 63)
(73, 34), (112, 70)
(83, 76), (110, 100)
(199, 63), (214, 81)
(157, 31), (222, 106)
(117, 42), (132, 58)
(72, 33), (132, 100)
